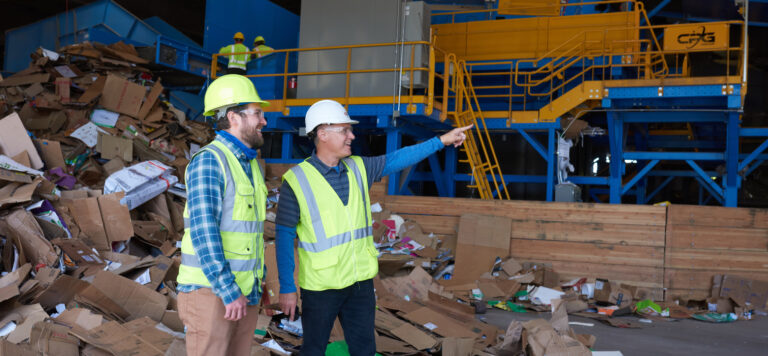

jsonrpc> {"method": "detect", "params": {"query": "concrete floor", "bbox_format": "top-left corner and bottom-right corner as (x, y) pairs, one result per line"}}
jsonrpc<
(479, 309), (768, 356)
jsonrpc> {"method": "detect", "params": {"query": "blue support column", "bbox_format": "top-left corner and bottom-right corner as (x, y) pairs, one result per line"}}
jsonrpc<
(607, 112), (623, 203)
(281, 132), (293, 160)
(445, 146), (457, 197)
(645, 176), (674, 204)
(386, 129), (402, 195)
(724, 112), (739, 206)
(427, 154), (448, 197)
(546, 128), (555, 201)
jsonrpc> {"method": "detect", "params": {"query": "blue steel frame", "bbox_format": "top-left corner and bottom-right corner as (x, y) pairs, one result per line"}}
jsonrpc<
(261, 80), (768, 207)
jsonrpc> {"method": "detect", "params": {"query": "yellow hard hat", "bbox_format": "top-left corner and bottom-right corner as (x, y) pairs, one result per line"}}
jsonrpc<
(203, 75), (269, 117)
(233, 32), (245, 40)
(254, 35), (265, 43)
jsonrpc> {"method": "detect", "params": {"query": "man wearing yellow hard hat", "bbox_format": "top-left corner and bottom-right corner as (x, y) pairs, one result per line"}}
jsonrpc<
(218, 32), (250, 75)
(252, 35), (274, 59)
(177, 74), (269, 355)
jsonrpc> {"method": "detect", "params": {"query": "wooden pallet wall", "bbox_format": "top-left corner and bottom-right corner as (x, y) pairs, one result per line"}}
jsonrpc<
(267, 163), (768, 302)
(664, 205), (768, 301)
(379, 196), (667, 298)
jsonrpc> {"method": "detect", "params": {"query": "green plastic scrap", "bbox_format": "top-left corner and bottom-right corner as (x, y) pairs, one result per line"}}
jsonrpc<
(635, 299), (662, 315)
(506, 301), (528, 313)
(325, 341), (383, 356)
(692, 312), (738, 323)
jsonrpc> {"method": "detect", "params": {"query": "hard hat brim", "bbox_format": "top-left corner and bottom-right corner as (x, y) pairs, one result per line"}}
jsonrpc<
(203, 99), (271, 117)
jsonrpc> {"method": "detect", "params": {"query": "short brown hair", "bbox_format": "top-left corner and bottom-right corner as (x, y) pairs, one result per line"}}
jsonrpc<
(216, 104), (249, 130)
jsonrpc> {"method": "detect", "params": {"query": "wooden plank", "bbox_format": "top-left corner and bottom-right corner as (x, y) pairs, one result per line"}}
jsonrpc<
(509, 220), (666, 247)
(667, 205), (768, 229)
(665, 288), (711, 302)
(667, 225), (768, 251)
(382, 196), (666, 226)
(520, 259), (663, 289)
(510, 239), (664, 268)
(665, 248), (768, 273)
(664, 269), (768, 291)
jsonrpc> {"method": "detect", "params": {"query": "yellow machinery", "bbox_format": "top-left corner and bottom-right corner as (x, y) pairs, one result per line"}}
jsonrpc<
(211, 0), (746, 201)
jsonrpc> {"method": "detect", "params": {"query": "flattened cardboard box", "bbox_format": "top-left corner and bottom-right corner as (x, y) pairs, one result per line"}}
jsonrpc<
(0, 112), (44, 169)
(99, 75), (145, 118)
(91, 270), (168, 321)
(65, 192), (134, 251)
(449, 214), (511, 286)
(29, 322), (80, 356)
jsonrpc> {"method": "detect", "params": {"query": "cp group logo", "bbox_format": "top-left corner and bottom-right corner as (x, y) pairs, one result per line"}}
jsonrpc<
(676, 26), (716, 49)
(664, 23), (728, 52)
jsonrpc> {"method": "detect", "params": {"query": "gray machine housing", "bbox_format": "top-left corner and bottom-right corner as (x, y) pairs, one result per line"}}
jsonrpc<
(297, 0), (430, 99)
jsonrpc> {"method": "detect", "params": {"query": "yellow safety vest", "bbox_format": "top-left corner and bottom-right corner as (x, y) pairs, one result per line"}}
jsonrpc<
(219, 43), (251, 70)
(177, 140), (267, 297)
(282, 156), (378, 291)
(253, 44), (274, 59)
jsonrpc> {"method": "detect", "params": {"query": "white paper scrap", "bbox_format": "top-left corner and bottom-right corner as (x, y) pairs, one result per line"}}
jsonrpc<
(91, 109), (120, 128)
(0, 154), (43, 176)
(54, 65), (77, 78)
(70, 122), (108, 148)
(134, 269), (151, 285)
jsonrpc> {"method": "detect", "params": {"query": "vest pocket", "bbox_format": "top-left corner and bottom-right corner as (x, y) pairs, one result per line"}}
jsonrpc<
(222, 235), (254, 256)
(309, 253), (338, 269)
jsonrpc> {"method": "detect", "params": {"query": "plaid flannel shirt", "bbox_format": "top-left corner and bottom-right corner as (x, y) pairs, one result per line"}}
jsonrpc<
(177, 134), (262, 306)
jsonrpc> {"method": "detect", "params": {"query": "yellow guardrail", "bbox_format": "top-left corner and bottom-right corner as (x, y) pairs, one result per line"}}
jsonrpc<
(211, 41), (435, 115)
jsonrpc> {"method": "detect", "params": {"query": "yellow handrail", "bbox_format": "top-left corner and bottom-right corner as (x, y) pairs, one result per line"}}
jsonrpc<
(211, 40), (434, 114)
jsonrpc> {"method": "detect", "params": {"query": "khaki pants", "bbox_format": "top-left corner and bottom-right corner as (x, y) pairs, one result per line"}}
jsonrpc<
(178, 288), (260, 356)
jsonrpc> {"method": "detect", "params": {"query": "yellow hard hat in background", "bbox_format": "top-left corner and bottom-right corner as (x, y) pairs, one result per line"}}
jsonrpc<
(254, 35), (265, 43)
(203, 74), (269, 117)
(233, 32), (245, 40)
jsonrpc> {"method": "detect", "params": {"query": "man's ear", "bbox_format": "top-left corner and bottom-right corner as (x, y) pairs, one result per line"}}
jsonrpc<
(226, 110), (240, 129)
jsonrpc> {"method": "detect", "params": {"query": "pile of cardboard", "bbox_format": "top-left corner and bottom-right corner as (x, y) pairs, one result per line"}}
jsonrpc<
(0, 41), (210, 355)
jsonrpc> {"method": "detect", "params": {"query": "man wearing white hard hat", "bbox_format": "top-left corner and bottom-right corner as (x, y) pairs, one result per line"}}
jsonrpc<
(275, 99), (472, 355)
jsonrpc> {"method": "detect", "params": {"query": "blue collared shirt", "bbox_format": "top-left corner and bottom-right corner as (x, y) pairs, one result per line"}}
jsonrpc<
(177, 133), (262, 306)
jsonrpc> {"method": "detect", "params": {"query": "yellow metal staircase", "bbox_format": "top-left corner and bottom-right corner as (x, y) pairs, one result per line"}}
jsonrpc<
(443, 55), (511, 200)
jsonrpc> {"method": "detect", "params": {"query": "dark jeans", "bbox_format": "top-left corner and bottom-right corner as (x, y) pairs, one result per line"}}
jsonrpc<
(227, 67), (246, 75)
(300, 279), (376, 356)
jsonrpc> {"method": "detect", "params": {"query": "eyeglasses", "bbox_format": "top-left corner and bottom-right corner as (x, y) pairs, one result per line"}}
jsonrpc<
(238, 108), (265, 118)
(321, 126), (353, 135)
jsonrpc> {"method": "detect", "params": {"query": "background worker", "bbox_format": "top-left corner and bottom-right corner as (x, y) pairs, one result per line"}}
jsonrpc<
(252, 35), (274, 59)
(177, 74), (270, 356)
(275, 99), (472, 355)
(219, 32), (250, 75)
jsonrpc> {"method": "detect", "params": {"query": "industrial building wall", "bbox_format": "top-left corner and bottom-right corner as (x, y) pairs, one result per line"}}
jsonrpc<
(203, 0), (299, 56)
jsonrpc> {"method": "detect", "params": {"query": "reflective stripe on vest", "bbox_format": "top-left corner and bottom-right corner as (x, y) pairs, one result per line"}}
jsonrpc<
(181, 252), (258, 272)
(182, 144), (264, 234)
(288, 158), (372, 253)
(228, 45), (247, 69)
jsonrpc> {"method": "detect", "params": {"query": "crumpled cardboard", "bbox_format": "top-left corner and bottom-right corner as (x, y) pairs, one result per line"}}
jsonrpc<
(0, 208), (59, 267)
(91, 270), (168, 321)
(523, 318), (591, 356)
(29, 322), (80, 356)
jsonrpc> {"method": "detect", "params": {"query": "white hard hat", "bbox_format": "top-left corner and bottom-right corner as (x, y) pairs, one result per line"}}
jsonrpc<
(305, 99), (359, 133)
